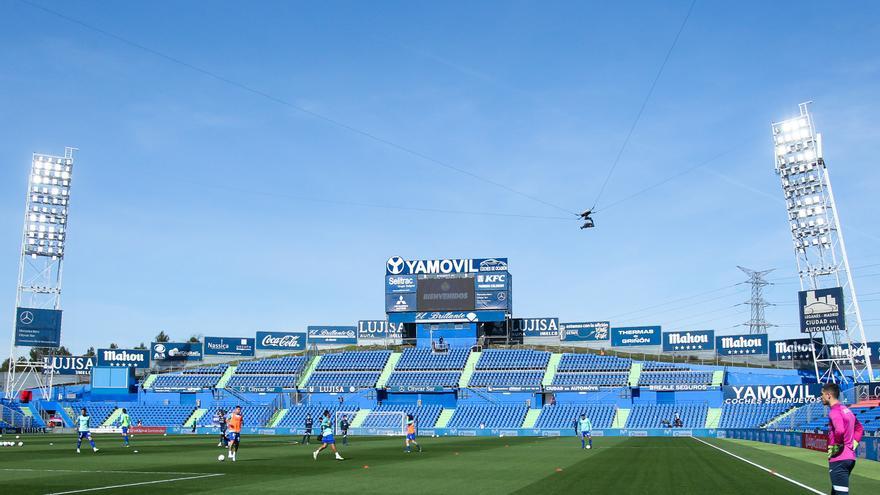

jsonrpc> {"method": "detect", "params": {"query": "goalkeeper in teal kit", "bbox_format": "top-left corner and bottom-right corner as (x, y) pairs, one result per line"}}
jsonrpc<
(576, 413), (592, 450)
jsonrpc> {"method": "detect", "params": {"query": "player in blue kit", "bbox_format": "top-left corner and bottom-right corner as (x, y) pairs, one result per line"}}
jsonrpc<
(76, 408), (99, 454)
(577, 413), (592, 450)
(312, 410), (344, 461)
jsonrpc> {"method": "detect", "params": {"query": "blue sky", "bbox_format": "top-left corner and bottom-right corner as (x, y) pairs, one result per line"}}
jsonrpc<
(1, 1), (878, 356)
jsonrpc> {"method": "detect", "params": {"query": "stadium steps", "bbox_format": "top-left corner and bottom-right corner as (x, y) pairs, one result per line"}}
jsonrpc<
(705, 408), (722, 428)
(458, 351), (481, 388)
(376, 353), (402, 389)
(627, 362), (642, 387)
(521, 408), (542, 428)
(612, 408), (629, 428)
(215, 365), (237, 389)
(268, 408), (288, 427)
(185, 408), (207, 428)
(541, 353), (563, 387)
(297, 355), (322, 389)
(351, 409), (372, 428)
(102, 408), (123, 427)
(142, 373), (159, 389)
(435, 409), (455, 428)
(711, 370), (725, 387)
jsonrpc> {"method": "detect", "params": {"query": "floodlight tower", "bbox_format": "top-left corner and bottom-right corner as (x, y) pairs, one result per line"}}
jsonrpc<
(4, 148), (75, 399)
(771, 103), (872, 384)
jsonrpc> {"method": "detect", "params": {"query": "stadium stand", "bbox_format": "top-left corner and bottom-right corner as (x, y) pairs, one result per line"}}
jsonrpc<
(552, 372), (629, 387)
(235, 356), (307, 375)
(447, 404), (528, 429)
(386, 371), (461, 389)
(556, 354), (632, 372)
(718, 403), (792, 429)
(625, 404), (708, 429)
(197, 402), (274, 427)
(638, 371), (714, 387)
(181, 364), (229, 375)
(361, 404), (443, 429)
(467, 349), (549, 389)
(305, 351), (391, 389)
(149, 374), (223, 391)
(395, 348), (470, 370)
(534, 404), (616, 429)
(70, 402), (117, 425)
(123, 404), (196, 427)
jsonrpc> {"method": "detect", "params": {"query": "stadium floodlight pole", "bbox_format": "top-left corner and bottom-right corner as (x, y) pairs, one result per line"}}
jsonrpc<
(4, 148), (75, 400)
(771, 103), (873, 385)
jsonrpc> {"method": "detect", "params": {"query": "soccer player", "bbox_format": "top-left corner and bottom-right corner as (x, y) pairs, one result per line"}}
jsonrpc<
(404, 414), (422, 453)
(76, 408), (98, 454)
(216, 408), (228, 448)
(822, 383), (864, 495)
(576, 413), (592, 449)
(119, 408), (132, 447)
(302, 413), (313, 445)
(312, 410), (344, 461)
(226, 405), (243, 462)
(340, 414), (350, 445)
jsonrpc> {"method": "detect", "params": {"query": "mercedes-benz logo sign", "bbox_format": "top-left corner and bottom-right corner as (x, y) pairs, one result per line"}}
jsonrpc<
(19, 311), (34, 325)
(387, 256), (405, 275)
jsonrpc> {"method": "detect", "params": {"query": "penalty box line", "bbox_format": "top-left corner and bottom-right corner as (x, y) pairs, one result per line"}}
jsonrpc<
(42, 473), (224, 495)
(691, 437), (823, 495)
(1, 468), (214, 475)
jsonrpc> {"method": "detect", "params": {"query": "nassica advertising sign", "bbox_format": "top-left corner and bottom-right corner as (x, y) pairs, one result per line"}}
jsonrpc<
(357, 320), (404, 341)
(722, 384), (823, 405)
(307, 326), (357, 345)
(43, 355), (94, 375)
(662, 330), (714, 352)
(611, 326), (661, 347)
(560, 322), (610, 342)
(799, 287), (845, 334)
(514, 317), (560, 337)
(204, 337), (255, 356)
(151, 342), (203, 361)
(97, 349), (150, 368)
(385, 256), (508, 275)
(255, 331), (307, 351)
(715, 334), (768, 356)
(14, 307), (62, 347)
(769, 338), (823, 361)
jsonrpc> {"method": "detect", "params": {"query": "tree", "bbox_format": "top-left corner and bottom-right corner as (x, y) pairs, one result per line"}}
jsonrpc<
(85, 347), (96, 357)
(188, 335), (201, 343)
(27, 346), (72, 362)
(109, 343), (119, 349)
(134, 342), (147, 350)
(154, 331), (170, 343)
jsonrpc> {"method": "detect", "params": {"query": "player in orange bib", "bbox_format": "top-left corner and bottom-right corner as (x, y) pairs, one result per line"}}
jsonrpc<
(405, 414), (422, 453)
(226, 405), (243, 462)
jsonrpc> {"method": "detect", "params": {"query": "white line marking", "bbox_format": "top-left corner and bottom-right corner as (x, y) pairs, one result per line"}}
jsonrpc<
(1, 468), (209, 475)
(692, 437), (824, 495)
(42, 473), (224, 495)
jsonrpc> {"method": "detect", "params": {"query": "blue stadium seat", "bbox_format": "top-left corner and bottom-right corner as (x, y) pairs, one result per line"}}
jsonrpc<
(447, 404), (528, 429)
(625, 404), (707, 429)
(361, 404), (443, 429)
(534, 404), (616, 429)
(718, 403), (792, 429)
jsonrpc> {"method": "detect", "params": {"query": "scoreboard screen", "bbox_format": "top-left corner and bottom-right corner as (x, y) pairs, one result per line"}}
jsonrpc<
(417, 275), (475, 311)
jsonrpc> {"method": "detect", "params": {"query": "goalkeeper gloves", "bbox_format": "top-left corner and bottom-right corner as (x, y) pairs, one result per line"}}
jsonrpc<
(853, 440), (859, 451)
(828, 443), (843, 459)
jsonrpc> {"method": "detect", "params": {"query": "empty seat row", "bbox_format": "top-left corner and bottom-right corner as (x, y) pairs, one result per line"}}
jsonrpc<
(386, 371), (461, 389)
(557, 354), (632, 372)
(395, 348), (470, 370)
(235, 356), (307, 375)
(361, 404), (443, 429)
(447, 404), (528, 429)
(625, 404), (707, 429)
(468, 371), (543, 388)
(534, 404), (616, 429)
(182, 364), (228, 375)
(226, 374), (298, 389)
(475, 350), (550, 370)
(552, 372), (629, 387)
(305, 372), (381, 389)
(316, 351), (392, 371)
(638, 371), (713, 386)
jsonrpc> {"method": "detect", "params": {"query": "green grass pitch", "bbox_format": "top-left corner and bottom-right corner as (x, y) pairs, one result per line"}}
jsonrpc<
(1, 434), (879, 494)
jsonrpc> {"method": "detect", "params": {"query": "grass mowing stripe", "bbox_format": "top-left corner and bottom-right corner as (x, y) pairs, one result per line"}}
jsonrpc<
(0, 469), (213, 475)
(692, 437), (823, 495)
(43, 473), (224, 495)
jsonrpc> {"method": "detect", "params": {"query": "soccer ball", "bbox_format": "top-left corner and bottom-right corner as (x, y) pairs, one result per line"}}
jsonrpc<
(217, 455), (225, 462)
(587, 445), (592, 450)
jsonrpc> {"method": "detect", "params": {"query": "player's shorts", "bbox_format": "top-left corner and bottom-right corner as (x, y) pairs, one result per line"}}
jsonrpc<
(78, 431), (91, 439)
(121, 427), (129, 434)
(322, 434), (335, 444)
(227, 432), (240, 442)
(829, 460), (855, 494)
(406, 433), (416, 441)
(581, 431), (591, 437)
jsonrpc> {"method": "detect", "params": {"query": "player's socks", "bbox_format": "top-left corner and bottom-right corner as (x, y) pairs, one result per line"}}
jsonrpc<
(588, 439), (592, 448)
(581, 439), (585, 449)
(417, 444), (422, 452)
